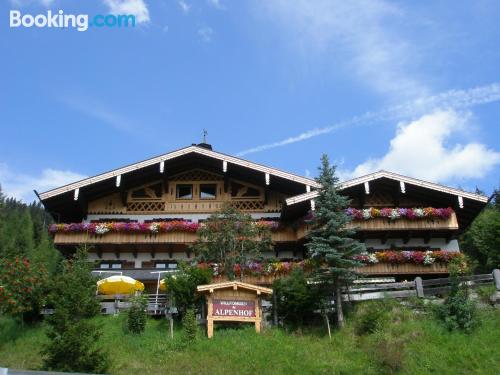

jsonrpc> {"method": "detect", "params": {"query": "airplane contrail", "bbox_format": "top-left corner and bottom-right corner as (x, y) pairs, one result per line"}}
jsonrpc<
(237, 82), (500, 156)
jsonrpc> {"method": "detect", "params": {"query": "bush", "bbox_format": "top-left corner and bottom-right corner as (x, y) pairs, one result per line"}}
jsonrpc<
(352, 300), (395, 335)
(476, 285), (497, 306)
(164, 263), (212, 317)
(436, 257), (477, 333)
(182, 308), (198, 343)
(127, 295), (147, 334)
(272, 268), (323, 328)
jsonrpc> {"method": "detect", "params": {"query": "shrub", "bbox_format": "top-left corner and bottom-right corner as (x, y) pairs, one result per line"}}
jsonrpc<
(272, 268), (323, 329)
(0, 257), (48, 321)
(164, 263), (212, 317)
(476, 285), (497, 306)
(182, 308), (198, 343)
(436, 257), (477, 333)
(127, 295), (147, 334)
(352, 300), (395, 335)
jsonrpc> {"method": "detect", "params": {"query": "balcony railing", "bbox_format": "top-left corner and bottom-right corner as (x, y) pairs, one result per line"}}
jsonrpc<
(54, 227), (297, 245)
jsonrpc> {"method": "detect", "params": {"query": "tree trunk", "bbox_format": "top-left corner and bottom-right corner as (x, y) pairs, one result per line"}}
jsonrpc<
(324, 312), (332, 341)
(335, 281), (344, 328)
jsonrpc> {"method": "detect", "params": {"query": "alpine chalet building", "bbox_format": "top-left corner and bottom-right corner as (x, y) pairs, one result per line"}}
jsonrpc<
(37, 143), (488, 289)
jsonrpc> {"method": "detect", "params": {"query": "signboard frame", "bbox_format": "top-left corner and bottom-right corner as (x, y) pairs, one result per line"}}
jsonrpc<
(197, 281), (272, 338)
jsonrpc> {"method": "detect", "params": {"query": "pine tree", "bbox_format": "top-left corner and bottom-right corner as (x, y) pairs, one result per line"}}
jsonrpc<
(2, 205), (35, 259)
(306, 154), (365, 328)
(42, 246), (108, 373)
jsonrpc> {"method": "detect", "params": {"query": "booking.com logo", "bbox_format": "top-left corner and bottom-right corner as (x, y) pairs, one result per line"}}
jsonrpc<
(9, 10), (136, 32)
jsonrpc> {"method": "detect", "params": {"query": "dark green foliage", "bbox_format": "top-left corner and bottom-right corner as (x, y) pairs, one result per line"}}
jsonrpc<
(272, 268), (323, 328)
(164, 263), (212, 317)
(127, 295), (147, 334)
(436, 258), (477, 333)
(460, 191), (500, 272)
(182, 308), (198, 343)
(193, 204), (272, 280)
(0, 186), (60, 321)
(306, 155), (365, 327)
(42, 316), (109, 373)
(42, 247), (109, 373)
(353, 300), (393, 335)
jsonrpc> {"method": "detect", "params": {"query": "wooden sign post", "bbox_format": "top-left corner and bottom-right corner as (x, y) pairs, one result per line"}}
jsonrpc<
(197, 281), (273, 338)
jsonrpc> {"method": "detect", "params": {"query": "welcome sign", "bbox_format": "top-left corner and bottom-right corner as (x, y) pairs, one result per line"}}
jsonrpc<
(197, 281), (273, 338)
(213, 299), (256, 317)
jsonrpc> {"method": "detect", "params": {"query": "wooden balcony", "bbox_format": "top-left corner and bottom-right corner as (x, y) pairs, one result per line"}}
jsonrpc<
(355, 263), (448, 275)
(346, 212), (459, 231)
(296, 212), (458, 239)
(53, 227), (298, 245)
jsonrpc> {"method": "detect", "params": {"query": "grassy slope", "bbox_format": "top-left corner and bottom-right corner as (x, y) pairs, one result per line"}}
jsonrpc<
(1, 309), (499, 375)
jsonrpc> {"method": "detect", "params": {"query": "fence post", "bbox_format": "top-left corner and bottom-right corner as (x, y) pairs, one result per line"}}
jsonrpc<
(415, 277), (424, 298)
(493, 269), (500, 290)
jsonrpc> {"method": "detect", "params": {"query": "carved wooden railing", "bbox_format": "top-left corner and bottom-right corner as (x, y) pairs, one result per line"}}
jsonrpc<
(53, 227), (297, 245)
(296, 212), (459, 239)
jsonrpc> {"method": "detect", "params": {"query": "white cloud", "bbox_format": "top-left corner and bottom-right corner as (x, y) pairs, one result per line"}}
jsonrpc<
(237, 82), (500, 156)
(0, 163), (86, 203)
(339, 110), (500, 183)
(59, 95), (135, 133)
(103, 0), (150, 24)
(178, 0), (191, 14)
(198, 26), (214, 42)
(259, 0), (426, 98)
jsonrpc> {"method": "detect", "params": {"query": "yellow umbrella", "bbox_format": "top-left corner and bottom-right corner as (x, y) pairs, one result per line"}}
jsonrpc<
(97, 275), (144, 295)
(159, 279), (167, 292)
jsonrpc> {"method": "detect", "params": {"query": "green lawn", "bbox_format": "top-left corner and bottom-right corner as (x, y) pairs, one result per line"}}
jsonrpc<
(1, 308), (499, 375)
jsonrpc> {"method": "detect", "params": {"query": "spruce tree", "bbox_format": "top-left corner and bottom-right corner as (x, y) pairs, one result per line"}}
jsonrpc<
(306, 154), (365, 328)
(42, 246), (108, 373)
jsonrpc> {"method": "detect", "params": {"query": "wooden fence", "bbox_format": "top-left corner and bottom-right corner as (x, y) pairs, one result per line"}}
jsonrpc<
(343, 269), (500, 302)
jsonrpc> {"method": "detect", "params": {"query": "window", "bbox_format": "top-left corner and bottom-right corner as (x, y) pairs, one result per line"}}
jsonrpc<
(99, 263), (110, 269)
(231, 182), (261, 198)
(111, 263), (122, 269)
(200, 184), (217, 199)
(155, 263), (167, 269)
(168, 263), (178, 269)
(176, 184), (193, 199)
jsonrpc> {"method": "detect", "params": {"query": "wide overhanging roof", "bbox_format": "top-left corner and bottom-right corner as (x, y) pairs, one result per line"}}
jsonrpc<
(283, 170), (489, 232)
(38, 145), (320, 201)
(286, 170), (488, 206)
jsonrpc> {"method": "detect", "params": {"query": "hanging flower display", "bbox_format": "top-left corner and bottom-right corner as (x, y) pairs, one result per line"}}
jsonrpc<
(345, 207), (453, 221)
(354, 250), (463, 266)
(49, 219), (281, 235)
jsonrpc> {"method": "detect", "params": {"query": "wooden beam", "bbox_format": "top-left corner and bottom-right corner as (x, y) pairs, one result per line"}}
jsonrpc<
(381, 232), (389, 245)
(364, 181), (370, 194)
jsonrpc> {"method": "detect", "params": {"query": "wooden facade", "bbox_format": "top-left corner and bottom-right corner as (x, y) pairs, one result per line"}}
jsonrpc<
(197, 282), (273, 338)
(40, 143), (489, 280)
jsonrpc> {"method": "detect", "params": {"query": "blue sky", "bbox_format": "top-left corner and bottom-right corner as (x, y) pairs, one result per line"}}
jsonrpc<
(1, 0), (499, 202)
